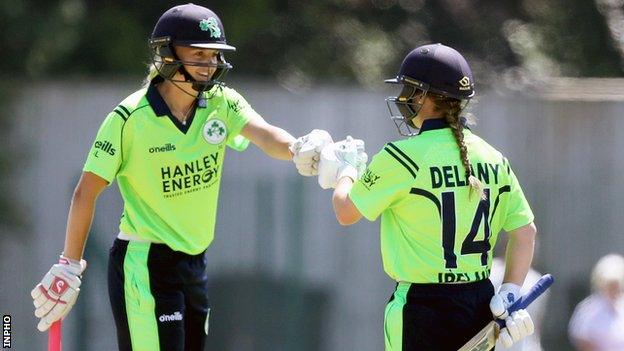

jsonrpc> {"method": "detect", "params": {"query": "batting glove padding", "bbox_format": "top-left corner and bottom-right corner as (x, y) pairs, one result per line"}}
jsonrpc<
(318, 136), (367, 189)
(290, 129), (334, 176)
(498, 309), (535, 348)
(490, 282), (533, 348)
(31, 256), (86, 332)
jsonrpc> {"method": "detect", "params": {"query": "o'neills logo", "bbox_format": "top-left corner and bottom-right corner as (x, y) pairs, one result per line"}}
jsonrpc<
(94, 140), (116, 156)
(159, 311), (183, 322)
(161, 152), (220, 197)
(149, 143), (176, 153)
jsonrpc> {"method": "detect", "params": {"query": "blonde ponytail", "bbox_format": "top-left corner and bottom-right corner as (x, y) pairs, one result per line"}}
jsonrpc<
(142, 63), (159, 88)
(432, 95), (485, 200)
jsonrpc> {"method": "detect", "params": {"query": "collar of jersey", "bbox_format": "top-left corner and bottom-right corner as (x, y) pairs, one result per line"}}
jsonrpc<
(146, 79), (207, 134)
(418, 118), (450, 133)
(418, 118), (469, 134)
(146, 80), (208, 117)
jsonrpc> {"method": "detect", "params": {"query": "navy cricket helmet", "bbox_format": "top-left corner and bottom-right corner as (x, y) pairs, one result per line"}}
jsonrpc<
(385, 43), (474, 136)
(148, 3), (236, 92)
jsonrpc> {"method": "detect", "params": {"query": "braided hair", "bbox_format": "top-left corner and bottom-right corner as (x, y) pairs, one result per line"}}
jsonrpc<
(430, 94), (485, 200)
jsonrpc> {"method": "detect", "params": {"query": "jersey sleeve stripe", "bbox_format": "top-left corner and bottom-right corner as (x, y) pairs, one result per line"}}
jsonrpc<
(117, 105), (131, 117)
(113, 109), (128, 121)
(387, 143), (419, 171)
(384, 147), (417, 178)
(409, 188), (441, 215)
(489, 185), (511, 226)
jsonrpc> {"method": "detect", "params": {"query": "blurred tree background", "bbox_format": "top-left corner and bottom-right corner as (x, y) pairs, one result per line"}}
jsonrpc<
(2, 0), (624, 90)
(0, 84), (20, 227)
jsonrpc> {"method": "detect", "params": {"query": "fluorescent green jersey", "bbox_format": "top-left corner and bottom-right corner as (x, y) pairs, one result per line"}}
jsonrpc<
(350, 119), (534, 284)
(83, 82), (258, 254)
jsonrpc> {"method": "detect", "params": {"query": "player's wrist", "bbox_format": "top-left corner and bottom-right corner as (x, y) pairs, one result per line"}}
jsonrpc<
(59, 254), (87, 275)
(338, 164), (358, 182)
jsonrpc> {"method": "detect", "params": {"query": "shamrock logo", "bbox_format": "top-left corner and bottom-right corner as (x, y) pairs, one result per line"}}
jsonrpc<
(199, 17), (222, 38)
(203, 119), (227, 144)
(206, 121), (225, 137)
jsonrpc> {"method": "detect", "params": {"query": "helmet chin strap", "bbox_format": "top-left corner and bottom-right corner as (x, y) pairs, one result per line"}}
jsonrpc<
(154, 68), (218, 109)
(178, 65), (213, 93)
(168, 46), (214, 103)
(178, 66), (196, 88)
(152, 72), (207, 109)
(177, 66), (209, 106)
(162, 72), (204, 100)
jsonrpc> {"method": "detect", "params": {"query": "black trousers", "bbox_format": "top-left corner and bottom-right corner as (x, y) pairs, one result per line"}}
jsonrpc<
(108, 239), (210, 351)
(384, 279), (495, 351)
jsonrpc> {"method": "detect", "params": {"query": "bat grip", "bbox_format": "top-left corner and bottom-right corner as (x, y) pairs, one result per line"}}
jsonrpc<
(496, 274), (554, 328)
(48, 320), (62, 351)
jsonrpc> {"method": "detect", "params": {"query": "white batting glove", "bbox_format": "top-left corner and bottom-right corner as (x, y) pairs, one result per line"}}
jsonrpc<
(31, 255), (87, 332)
(498, 309), (534, 348)
(490, 283), (534, 348)
(490, 283), (521, 319)
(290, 129), (333, 176)
(318, 136), (367, 189)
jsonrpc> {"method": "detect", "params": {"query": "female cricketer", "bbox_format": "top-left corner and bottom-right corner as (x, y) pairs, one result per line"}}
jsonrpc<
(30, 4), (330, 350)
(319, 44), (538, 350)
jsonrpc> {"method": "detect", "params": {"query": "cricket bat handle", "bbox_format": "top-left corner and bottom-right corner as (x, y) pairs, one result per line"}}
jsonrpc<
(48, 320), (62, 351)
(497, 274), (554, 328)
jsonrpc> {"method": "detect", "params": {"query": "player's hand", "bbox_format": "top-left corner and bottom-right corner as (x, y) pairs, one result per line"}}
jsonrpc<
(490, 283), (534, 348)
(318, 136), (367, 189)
(31, 255), (87, 332)
(290, 129), (333, 176)
(490, 283), (521, 319)
(498, 309), (534, 348)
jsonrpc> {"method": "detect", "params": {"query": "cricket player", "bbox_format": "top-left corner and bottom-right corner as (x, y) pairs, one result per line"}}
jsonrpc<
(318, 44), (537, 350)
(30, 4), (331, 350)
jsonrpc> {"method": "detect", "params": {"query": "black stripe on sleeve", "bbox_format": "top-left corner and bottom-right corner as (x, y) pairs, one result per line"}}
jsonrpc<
(113, 109), (128, 121)
(387, 143), (419, 171)
(117, 105), (131, 117)
(384, 147), (417, 179)
(116, 104), (150, 168)
(489, 185), (511, 226)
